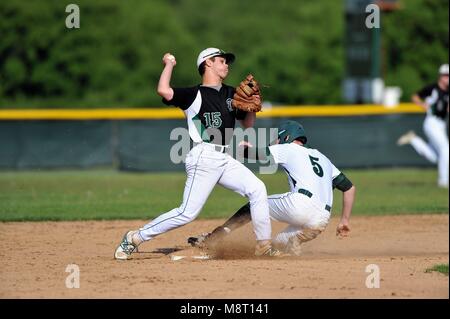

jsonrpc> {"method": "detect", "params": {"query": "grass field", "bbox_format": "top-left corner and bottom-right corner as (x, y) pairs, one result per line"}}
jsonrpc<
(426, 264), (449, 276)
(0, 168), (448, 221)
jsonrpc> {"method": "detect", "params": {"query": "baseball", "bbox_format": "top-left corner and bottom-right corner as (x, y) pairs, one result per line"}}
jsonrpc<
(168, 54), (175, 62)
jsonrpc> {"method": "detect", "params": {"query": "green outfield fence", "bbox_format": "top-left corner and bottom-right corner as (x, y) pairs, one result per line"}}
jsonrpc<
(0, 104), (446, 171)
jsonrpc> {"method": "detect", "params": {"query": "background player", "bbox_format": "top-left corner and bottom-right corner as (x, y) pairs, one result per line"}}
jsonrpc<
(397, 64), (449, 188)
(188, 120), (356, 255)
(114, 48), (282, 260)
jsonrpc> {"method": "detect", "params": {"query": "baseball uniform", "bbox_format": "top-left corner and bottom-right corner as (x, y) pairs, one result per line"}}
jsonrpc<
(138, 85), (272, 242)
(409, 82), (449, 187)
(266, 143), (341, 247)
(187, 120), (355, 255)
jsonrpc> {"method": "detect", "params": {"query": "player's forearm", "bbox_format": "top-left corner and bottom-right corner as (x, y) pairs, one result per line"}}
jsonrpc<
(157, 65), (175, 100)
(340, 185), (355, 222)
(412, 94), (428, 111)
(240, 112), (256, 128)
(242, 145), (269, 161)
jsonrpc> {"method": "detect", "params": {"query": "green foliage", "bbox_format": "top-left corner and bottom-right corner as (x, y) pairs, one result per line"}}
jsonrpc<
(0, 0), (197, 108)
(425, 264), (449, 275)
(0, 168), (447, 221)
(383, 0), (449, 99)
(0, 0), (448, 108)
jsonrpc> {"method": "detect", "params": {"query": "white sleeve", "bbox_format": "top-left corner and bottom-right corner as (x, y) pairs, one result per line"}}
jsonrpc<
(268, 144), (287, 164)
(331, 163), (342, 179)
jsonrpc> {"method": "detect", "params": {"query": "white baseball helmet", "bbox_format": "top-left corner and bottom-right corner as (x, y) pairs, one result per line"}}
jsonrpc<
(196, 48), (235, 68)
(439, 64), (449, 75)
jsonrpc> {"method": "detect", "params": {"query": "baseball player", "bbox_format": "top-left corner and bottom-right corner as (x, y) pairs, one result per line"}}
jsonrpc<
(188, 120), (356, 255)
(397, 64), (449, 188)
(114, 48), (283, 260)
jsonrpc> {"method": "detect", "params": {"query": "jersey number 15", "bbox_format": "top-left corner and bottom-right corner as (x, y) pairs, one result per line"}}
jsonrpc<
(203, 112), (222, 128)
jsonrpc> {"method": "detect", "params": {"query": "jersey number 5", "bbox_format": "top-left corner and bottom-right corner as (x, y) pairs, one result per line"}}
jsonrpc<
(309, 156), (324, 177)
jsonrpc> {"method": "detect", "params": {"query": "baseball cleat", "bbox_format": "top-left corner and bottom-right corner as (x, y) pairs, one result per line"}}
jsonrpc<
(187, 232), (211, 248)
(283, 235), (302, 256)
(114, 230), (140, 260)
(254, 242), (287, 257)
(397, 130), (416, 146)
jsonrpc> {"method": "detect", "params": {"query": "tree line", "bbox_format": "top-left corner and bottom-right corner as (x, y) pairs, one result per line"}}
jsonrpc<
(0, 0), (447, 108)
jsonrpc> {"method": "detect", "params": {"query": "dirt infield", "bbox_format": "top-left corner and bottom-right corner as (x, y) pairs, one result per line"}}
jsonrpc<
(0, 214), (448, 298)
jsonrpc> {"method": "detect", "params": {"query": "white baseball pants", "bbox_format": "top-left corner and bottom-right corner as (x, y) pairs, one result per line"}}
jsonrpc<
(410, 115), (449, 187)
(138, 143), (272, 241)
(267, 192), (331, 247)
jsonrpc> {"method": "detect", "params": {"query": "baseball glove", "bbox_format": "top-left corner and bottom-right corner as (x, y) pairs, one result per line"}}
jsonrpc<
(232, 74), (262, 112)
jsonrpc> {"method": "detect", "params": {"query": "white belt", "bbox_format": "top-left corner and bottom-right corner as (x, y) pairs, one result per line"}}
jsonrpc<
(195, 142), (229, 153)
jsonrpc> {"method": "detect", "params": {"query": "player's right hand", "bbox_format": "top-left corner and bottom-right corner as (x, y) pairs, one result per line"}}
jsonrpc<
(162, 53), (177, 66)
(336, 222), (350, 238)
(238, 141), (254, 148)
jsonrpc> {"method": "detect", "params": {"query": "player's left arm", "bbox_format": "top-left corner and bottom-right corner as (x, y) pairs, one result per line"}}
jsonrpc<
(338, 185), (355, 237)
(239, 111), (256, 128)
(333, 173), (356, 238)
(238, 141), (277, 165)
(412, 84), (434, 111)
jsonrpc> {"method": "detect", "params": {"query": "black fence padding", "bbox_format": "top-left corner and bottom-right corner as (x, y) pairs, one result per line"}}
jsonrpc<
(1, 114), (444, 171)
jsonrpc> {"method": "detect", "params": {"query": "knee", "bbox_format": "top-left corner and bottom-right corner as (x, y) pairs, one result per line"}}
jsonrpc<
(184, 213), (198, 224)
(177, 205), (201, 224)
(311, 218), (329, 231)
(248, 178), (267, 199)
(440, 146), (449, 157)
(255, 179), (267, 193)
(174, 212), (196, 225)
